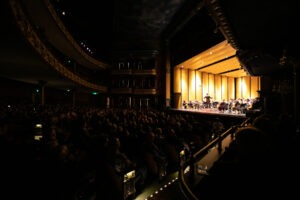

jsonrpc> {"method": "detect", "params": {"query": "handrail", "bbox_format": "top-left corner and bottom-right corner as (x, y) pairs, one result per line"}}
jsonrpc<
(178, 117), (251, 199)
(192, 126), (232, 160)
(193, 117), (250, 160)
(178, 168), (198, 200)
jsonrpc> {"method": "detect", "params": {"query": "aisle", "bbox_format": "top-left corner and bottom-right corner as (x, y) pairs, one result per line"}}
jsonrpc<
(135, 172), (187, 200)
(134, 133), (235, 200)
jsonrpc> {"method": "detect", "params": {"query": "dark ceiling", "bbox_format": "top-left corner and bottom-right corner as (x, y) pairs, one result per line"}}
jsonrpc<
(0, 0), (299, 91)
(219, 0), (300, 75)
(220, 0), (299, 56)
(52, 0), (300, 68)
(55, 0), (189, 59)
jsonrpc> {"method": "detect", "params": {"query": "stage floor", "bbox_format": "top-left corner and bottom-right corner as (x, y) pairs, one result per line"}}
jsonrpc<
(171, 108), (246, 118)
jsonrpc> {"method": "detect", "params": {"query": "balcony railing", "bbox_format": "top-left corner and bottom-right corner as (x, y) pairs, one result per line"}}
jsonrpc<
(178, 118), (250, 199)
(133, 88), (157, 95)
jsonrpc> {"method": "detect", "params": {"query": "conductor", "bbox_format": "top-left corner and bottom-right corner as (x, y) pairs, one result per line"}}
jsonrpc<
(204, 93), (212, 108)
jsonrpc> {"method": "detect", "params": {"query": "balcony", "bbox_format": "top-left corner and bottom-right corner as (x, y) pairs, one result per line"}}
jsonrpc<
(110, 88), (133, 94)
(111, 69), (133, 75)
(133, 88), (157, 95)
(132, 69), (157, 75)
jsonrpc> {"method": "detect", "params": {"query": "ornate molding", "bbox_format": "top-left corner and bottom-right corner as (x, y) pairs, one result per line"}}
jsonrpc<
(132, 69), (157, 75)
(10, 0), (107, 92)
(43, 0), (110, 70)
(133, 89), (157, 95)
(206, 0), (240, 50)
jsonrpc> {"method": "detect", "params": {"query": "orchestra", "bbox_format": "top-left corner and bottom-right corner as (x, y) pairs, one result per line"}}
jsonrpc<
(181, 96), (258, 114)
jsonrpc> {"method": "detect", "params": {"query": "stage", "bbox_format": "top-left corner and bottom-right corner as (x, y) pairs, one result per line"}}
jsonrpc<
(168, 107), (247, 119)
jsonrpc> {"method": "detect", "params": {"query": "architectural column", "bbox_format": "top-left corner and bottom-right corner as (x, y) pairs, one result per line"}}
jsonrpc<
(128, 96), (131, 108)
(173, 67), (182, 109)
(165, 42), (171, 108)
(106, 96), (110, 109)
(293, 61), (300, 129)
(72, 89), (77, 107)
(38, 80), (47, 106)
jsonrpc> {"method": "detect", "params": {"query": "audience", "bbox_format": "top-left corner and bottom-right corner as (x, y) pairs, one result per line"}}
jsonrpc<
(0, 103), (245, 200)
(5, 102), (298, 200)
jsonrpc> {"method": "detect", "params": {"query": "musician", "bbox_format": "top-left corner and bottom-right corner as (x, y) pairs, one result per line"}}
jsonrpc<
(182, 100), (187, 109)
(188, 100), (193, 109)
(204, 93), (212, 108)
(217, 99), (228, 112)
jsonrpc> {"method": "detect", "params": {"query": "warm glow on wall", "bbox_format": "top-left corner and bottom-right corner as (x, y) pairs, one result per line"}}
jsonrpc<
(241, 77), (250, 99)
(208, 74), (214, 99)
(251, 76), (260, 98)
(236, 77), (241, 99)
(181, 69), (188, 103)
(228, 77), (235, 99)
(221, 76), (228, 100)
(174, 68), (181, 93)
(189, 70), (196, 100)
(173, 54), (261, 106)
(195, 71), (202, 101)
(214, 75), (222, 101)
(202, 72), (209, 97)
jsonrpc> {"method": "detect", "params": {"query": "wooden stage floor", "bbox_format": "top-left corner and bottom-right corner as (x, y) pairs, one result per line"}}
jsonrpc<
(169, 107), (246, 118)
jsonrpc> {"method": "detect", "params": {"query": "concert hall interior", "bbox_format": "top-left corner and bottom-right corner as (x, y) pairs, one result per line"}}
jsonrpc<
(0, 0), (300, 200)
(173, 40), (261, 111)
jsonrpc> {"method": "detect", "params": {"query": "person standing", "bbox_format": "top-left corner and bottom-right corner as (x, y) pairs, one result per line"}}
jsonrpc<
(204, 93), (212, 108)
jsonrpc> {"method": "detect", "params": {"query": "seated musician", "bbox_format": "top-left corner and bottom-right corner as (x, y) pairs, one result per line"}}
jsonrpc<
(194, 100), (200, 110)
(217, 99), (227, 112)
(188, 100), (193, 109)
(182, 100), (187, 109)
